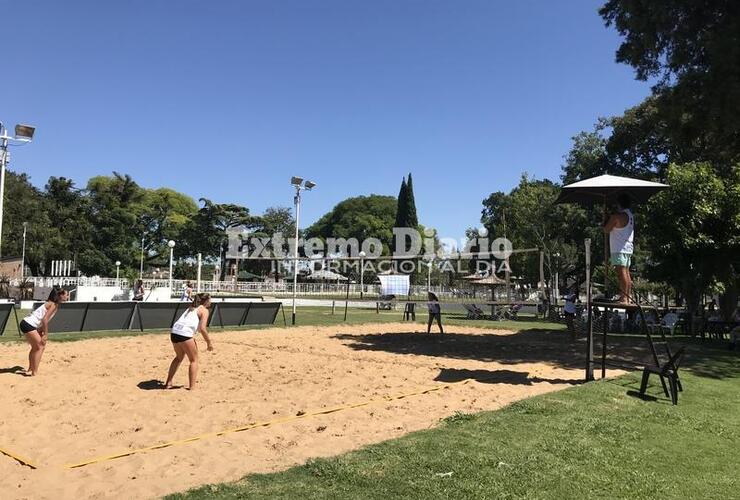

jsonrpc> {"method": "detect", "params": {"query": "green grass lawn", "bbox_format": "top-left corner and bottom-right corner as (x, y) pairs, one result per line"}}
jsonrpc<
(168, 343), (740, 500)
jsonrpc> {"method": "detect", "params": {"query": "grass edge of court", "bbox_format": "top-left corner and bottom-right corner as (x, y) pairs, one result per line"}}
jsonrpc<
(165, 346), (740, 499)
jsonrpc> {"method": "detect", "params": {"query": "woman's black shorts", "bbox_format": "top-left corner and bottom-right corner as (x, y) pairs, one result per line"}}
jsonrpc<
(170, 333), (193, 343)
(20, 320), (37, 334)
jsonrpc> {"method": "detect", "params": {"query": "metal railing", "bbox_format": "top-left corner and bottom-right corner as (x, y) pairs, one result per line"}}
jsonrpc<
(11, 276), (539, 302)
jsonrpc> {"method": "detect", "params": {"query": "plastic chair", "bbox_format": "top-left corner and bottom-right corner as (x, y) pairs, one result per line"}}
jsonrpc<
(639, 347), (685, 405)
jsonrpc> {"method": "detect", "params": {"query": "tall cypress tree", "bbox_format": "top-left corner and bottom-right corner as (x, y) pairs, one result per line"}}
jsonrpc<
(394, 177), (408, 228)
(404, 172), (418, 228)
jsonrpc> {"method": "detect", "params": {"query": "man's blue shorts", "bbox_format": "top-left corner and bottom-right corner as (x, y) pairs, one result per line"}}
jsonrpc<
(610, 252), (632, 267)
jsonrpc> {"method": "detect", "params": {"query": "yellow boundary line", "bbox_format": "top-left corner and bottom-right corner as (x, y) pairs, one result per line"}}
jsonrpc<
(66, 379), (476, 469)
(0, 446), (38, 469)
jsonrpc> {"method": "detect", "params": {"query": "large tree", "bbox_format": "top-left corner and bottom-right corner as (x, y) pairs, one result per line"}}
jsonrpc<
(481, 175), (588, 294)
(82, 173), (144, 275)
(180, 199), (254, 280)
(137, 188), (198, 264)
(644, 162), (740, 321)
(247, 206), (296, 280)
(1, 171), (58, 275)
(600, 0), (740, 167)
(307, 195), (397, 254)
(403, 173), (419, 228)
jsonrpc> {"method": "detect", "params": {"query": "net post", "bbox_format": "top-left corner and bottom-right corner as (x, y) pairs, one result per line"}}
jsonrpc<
(585, 238), (594, 382)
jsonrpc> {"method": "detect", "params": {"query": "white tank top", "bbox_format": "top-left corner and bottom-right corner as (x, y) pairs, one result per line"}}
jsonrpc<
(23, 303), (53, 328)
(171, 307), (200, 338)
(609, 208), (634, 254)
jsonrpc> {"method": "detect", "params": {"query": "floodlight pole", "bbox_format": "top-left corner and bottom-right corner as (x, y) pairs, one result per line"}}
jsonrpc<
(290, 177), (316, 325)
(292, 187), (301, 325)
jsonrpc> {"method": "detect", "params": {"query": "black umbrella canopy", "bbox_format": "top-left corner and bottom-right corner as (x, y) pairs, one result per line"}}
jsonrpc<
(555, 174), (669, 207)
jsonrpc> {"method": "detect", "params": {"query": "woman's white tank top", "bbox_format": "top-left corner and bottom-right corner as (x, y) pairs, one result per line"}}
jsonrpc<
(609, 208), (634, 254)
(172, 308), (200, 338)
(24, 303), (51, 328)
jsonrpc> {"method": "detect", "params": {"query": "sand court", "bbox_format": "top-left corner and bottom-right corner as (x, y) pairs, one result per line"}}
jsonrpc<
(0, 322), (603, 499)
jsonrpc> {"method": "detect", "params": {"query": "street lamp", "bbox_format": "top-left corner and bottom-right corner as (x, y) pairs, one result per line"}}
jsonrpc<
(290, 176), (316, 325)
(359, 250), (366, 299)
(21, 222), (27, 281)
(426, 258), (434, 290)
(115, 260), (121, 284)
(0, 122), (35, 258)
(168, 240), (176, 298)
(139, 234), (145, 281)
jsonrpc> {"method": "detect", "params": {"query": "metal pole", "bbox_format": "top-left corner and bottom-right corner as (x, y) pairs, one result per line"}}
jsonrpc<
(292, 188), (301, 325)
(21, 222), (27, 281)
(360, 256), (364, 298)
(196, 253), (202, 292)
(169, 246), (174, 297)
(585, 238), (593, 382)
(0, 129), (8, 259)
(139, 234), (145, 280)
(116, 264), (120, 283)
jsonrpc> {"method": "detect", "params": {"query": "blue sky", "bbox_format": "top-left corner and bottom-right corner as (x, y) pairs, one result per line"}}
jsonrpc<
(3, 0), (649, 242)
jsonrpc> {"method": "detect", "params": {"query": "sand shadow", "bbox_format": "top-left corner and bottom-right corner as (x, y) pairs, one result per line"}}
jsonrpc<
(334, 328), (678, 374)
(435, 368), (581, 386)
(137, 379), (183, 390)
(0, 365), (27, 376)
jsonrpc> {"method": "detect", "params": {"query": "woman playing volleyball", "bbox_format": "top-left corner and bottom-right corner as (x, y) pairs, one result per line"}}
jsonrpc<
(165, 293), (214, 390)
(19, 287), (69, 376)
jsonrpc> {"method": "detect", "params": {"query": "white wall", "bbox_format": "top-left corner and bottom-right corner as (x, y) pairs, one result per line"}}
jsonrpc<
(75, 286), (130, 302)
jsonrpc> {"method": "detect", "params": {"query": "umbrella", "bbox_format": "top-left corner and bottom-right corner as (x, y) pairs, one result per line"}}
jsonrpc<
(555, 174), (668, 206)
(307, 269), (348, 281)
(555, 173), (669, 284)
(469, 274), (508, 301)
(469, 275), (507, 285)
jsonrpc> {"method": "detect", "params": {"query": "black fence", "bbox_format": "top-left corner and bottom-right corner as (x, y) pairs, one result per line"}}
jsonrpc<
(5, 301), (284, 335)
(0, 303), (16, 335)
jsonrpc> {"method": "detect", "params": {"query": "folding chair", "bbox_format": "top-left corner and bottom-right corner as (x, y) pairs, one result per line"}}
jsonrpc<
(463, 303), (484, 319)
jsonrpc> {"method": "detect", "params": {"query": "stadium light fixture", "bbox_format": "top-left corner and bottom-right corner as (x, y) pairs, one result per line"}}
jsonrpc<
(291, 176), (304, 186)
(0, 120), (36, 259)
(304, 180), (316, 190)
(14, 124), (35, 141)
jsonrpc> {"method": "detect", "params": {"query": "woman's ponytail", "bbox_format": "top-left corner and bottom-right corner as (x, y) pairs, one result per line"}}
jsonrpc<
(192, 293), (211, 308)
(47, 286), (69, 304)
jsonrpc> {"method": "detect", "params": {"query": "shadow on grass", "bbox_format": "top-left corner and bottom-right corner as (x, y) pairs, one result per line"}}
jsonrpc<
(336, 328), (740, 385)
(435, 368), (581, 386)
(681, 343), (740, 380)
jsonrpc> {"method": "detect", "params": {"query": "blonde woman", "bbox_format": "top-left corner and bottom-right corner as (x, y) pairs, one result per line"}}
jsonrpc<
(20, 287), (69, 376)
(165, 293), (214, 390)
